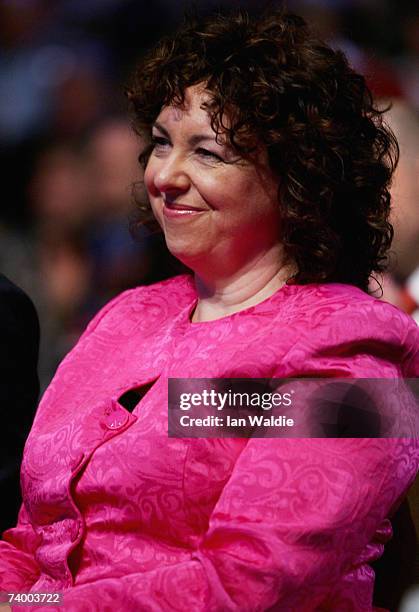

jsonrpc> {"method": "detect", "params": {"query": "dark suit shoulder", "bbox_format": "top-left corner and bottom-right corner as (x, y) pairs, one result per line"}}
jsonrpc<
(0, 274), (40, 343)
(0, 275), (40, 531)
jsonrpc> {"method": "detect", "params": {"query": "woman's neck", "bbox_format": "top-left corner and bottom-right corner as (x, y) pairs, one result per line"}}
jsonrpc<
(191, 247), (295, 322)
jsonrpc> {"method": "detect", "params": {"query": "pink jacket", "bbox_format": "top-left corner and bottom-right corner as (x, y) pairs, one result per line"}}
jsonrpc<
(1, 275), (418, 611)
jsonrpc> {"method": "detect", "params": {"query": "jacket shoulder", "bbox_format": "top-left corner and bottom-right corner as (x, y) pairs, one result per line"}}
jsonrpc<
(290, 282), (416, 327)
(0, 274), (39, 344)
(82, 274), (195, 337)
(287, 283), (418, 376)
(313, 283), (417, 332)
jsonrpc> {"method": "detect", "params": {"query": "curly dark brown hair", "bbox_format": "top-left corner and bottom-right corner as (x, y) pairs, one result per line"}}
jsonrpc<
(127, 8), (398, 291)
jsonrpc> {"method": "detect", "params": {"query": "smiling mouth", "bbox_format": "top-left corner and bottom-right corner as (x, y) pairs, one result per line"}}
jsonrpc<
(165, 201), (205, 211)
(163, 201), (207, 217)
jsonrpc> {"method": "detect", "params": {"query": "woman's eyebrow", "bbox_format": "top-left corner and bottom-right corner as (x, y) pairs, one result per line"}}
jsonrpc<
(152, 121), (170, 138)
(152, 121), (219, 146)
(189, 134), (218, 146)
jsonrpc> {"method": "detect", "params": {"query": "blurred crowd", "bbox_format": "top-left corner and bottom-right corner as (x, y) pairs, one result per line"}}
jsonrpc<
(0, 0), (418, 390)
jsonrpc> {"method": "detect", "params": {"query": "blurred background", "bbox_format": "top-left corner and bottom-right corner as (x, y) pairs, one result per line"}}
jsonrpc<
(1, 1), (418, 607)
(0, 0), (418, 391)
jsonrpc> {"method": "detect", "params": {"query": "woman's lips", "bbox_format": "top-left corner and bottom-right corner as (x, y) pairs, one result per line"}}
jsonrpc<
(163, 201), (206, 218)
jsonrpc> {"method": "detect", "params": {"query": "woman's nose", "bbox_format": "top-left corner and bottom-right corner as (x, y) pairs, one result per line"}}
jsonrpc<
(153, 155), (190, 195)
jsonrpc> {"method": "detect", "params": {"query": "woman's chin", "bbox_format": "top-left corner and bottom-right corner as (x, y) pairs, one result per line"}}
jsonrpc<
(165, 241), (205, 269)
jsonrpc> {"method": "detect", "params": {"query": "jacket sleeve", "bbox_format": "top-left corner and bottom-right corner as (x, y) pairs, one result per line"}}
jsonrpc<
(0, 505), (41, 591)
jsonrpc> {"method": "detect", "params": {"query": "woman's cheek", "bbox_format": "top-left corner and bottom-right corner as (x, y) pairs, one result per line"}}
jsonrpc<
(150, 199), (163, 228)
(143, 164), (155, 197)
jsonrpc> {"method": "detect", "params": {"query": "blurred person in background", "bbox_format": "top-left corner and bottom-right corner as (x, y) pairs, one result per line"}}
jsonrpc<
(380, 100), (419, 322)
(1, 125), (150, 391)
(22, 121), (150, 390)
(386, 101), (419, 280)
(394, 7), (419, 111)
(373, 100), (419, 607)
(28, 141), (93, 388)
(83, 118), (151, 309)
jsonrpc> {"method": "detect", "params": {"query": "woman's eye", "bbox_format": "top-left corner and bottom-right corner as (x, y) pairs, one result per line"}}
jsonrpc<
(151, 135), (170, 149)
(196, 148), (223, 162)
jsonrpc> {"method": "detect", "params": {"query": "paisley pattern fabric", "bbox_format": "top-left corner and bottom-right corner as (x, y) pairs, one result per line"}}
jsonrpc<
(0, 274), (418, 611)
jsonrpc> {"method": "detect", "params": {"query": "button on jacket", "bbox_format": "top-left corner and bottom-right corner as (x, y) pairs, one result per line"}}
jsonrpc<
(0, 275), (418, 611)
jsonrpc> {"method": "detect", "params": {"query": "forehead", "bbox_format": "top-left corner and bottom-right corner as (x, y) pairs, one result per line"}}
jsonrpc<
(155, 85), (216, 133)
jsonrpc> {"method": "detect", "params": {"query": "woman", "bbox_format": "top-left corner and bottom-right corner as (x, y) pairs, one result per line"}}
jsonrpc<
(0, 9), (418, 611)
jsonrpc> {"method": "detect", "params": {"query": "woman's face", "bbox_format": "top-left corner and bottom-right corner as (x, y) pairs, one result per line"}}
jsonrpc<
(144, 85), (282, 277)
